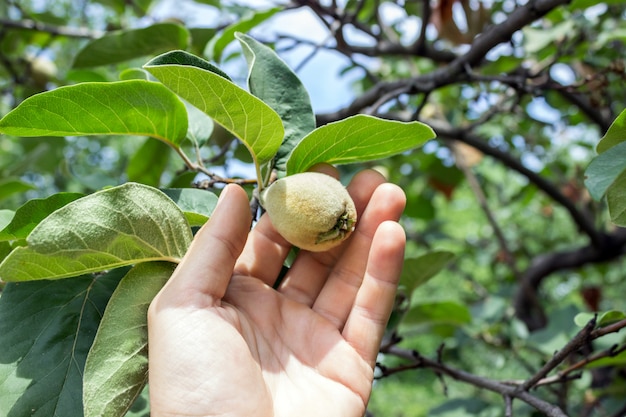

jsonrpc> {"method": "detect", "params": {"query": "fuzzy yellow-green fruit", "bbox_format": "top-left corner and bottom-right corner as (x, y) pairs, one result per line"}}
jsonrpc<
(260, 172), (357, 252)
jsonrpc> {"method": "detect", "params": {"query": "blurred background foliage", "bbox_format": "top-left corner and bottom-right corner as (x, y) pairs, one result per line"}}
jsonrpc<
(1, 0), (626, 416)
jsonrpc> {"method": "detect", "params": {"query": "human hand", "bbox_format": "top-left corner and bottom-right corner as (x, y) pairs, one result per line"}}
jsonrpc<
(148, 167), (406, 417)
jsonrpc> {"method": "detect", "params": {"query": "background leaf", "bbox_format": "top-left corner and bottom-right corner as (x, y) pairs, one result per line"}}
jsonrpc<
(119, 68), (150, 81)
(400, 251), (455, 296)
(286, 115), (436, 174)
(206, 8), (280, 62)
(0, 192), (84, 241)
(0, 183), (192, 282)
(161, 188), (219, 227)
(0, 268), (125, 417)
(0, 80), (189, 148)
(0, 210), (13, 230)
(73, 23), (190, 68)
(575, 310), (626, 328)
(184, 101), (215, 148)
(126, 139), (171, 187)
(83, 262), (174, 417)
(402, 301), (472, 327)
(144, 51), (284, 166)
(0, 178), (36, 202)
(236, 32), (316, 176)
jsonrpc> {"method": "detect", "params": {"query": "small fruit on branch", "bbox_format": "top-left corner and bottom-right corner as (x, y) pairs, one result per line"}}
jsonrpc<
(260, 172), (357, 252)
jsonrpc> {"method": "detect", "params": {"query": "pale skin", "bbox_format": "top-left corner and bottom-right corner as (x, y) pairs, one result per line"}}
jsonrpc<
(148, 167), (407, 417)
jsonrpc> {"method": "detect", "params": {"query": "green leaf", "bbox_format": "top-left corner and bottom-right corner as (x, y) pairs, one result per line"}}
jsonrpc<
(0, 192), (84, 241)
(124, 385), (150, 417)
(144, 49), (231, 80)
(161, 188), (219, 227)
(0, 80), (189, 149)
(189, 27), (218, 55)
(400, 251), (455, 296)
(607, 169), (626, 226)
(0, 183), (192, 282)
(0, 268), (125, 417)
(84, 262), (174, 417)
(92, 0), (153, 15)
(206, 8), (280, 62)
(126, 138), (171, 187)
(0, 210), (14, 231)
(119, 68), (149, 81)
(286, 115), (436, 175)
(523, 20), (575, 54)
(574, 310), (626, 328)
(236, 32), (316, 175)
(144, 51), (284, 167)
(0, 178), (36, 201)
(184, 101), (215, 148)
(584, 141), (626, 201)
(403, 301), (472, 327)
(597, 108), (626, 153)
(73, 23), (189, 68)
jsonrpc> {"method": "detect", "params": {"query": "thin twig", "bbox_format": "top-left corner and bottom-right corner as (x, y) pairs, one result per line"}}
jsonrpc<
(558, 343), (626, 376)
(519, 316), (596, 392)
(451, 140), (520, 279)
(591, 318), (626, 339)
(504, 395), (513, 417)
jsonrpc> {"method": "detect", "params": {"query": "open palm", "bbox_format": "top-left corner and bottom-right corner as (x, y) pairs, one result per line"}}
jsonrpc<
(148, 168), (406, 417)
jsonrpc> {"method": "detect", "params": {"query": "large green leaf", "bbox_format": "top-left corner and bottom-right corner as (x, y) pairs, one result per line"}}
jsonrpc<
(73, 23), (190, 68)
(0, 80), (189, 148)
(206, 8), (280, 62)
(83, 262), (174, 417)
(0, 183), (192, 282)
(236, 32), (316, 175)
(144, 51), (284, 167)
(0, 268), (125, 417)
(0, 192), (84, 241)
(286, 115), (436, 175)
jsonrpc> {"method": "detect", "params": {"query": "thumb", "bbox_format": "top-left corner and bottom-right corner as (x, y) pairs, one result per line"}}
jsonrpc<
(153, 184), (252, 308)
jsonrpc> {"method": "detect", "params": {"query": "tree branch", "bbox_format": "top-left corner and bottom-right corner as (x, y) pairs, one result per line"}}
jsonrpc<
(0, 18), (103, 38)
(380, 316), (626, 416)
(380, 346), (568, 417)
(514, 228), (626, 330)
(317, 0), (573, 123)
(433, 122), (602, 246)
